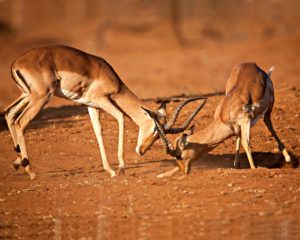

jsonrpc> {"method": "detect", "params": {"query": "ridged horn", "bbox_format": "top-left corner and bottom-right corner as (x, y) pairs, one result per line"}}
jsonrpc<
(163, 97), (206, 131)
(166, 98), (207, 134)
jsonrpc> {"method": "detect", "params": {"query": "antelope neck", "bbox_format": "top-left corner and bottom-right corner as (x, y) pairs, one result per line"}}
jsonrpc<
(111, 85), (152, 127)
(187, 119), (234, 149)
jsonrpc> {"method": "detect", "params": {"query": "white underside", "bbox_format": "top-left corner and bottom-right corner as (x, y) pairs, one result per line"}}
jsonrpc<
(55, 71), (100, 108)
(56, 88), (99, 108)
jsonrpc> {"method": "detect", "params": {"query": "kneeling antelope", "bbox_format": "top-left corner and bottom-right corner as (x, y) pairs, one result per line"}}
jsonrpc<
(146, 63), (292, 178)
(4, 45), (205, 179)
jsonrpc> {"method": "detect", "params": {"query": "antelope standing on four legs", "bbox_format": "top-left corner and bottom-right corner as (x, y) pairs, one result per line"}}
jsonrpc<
(147, 63), (292, 178)
(4, 45), (205, 179)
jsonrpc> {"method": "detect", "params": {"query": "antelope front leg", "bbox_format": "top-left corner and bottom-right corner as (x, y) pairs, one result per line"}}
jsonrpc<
(93, 98), (126, 175)
(116, 117), (125, 175)
(183, 159), (192, 175)
(234, 135), (241, 169)
(88, 107), (116, 178)
(157, 167), (179, 178)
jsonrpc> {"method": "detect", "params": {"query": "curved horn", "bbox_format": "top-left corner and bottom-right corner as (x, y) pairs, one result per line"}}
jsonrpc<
(142, 107), (179, 158)
(163, 97), (206, 130)
(166, 98), (207, 134)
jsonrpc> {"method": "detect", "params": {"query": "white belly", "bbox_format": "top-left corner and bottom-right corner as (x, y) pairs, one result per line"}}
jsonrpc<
(54, 71), (99, 108)
(54, 88), (99, 108)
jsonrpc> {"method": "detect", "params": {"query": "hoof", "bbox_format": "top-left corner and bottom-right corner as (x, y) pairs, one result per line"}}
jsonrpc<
(156, 167), (180, 178)
(24, 165), (36, 180)
(233, 162), (240, 169)
(117, 167), (125, 176)
(12, 157), (22, 171)
(156, 173), (164, 178)
(12, 162), (20, 171)
(282, 149), (291, 163)
(29, 172), (36, 180)
(109, 170), (116, 178)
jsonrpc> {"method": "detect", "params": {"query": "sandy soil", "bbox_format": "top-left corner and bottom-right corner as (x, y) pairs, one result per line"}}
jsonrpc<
(0, 87), (300, 239)
(1, 0), (300, 239)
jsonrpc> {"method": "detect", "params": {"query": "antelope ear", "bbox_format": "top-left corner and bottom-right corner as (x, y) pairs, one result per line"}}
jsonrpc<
(142, 107), (156, 118)
(156, 101), (167, 124)
(157, 101), (167, 117)
(177, 125), (194, 150)
(177, 133), (189, 150)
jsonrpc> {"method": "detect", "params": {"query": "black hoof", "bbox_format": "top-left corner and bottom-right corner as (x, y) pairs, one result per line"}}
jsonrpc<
(12, 162), (20, 171)
(234, 164), (240, 169)
(234, 161), (240, 169)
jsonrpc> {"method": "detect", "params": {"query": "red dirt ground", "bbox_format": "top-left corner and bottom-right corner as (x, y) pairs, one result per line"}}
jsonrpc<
(1, 89), (300, 239)
(1, 1), (300, 239)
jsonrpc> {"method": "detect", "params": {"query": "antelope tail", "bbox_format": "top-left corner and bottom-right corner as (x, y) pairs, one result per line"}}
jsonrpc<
(268, 66), (275, 77)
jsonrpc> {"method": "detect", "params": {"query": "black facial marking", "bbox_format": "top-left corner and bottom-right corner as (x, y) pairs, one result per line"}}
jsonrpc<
(21, 158), (30, 168)
(14, 145), (21, 153)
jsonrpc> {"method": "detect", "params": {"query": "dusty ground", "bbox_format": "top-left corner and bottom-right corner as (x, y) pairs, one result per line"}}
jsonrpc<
(1, 0), (300, 239)
(0, 87), (300, 239)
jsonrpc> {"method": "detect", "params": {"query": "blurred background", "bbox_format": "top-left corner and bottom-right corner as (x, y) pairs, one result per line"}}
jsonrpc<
(0, 0), (299, 111)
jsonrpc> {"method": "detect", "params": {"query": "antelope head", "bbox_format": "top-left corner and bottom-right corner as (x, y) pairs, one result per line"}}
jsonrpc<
(144, 98), (207, 173)
(138, 97), (206, 155)
(136, 101), (167, 155)
(136, 97), (207, 156)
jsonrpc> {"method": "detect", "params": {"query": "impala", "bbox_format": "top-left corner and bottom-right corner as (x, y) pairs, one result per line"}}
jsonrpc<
(4, 45), (206, 179)
(146, 63), (292, 178)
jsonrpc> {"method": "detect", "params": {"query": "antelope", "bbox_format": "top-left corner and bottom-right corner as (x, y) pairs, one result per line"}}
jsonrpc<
(146, 63), (292, 178)
(4, 45), (206, 179)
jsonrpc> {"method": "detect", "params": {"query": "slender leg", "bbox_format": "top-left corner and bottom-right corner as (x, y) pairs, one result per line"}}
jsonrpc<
(88, 107), (116, 177)
(14, 95), (51, 179)
(92, 98), (125, 175)
(4, 95), (29, 150)
(234, 135), (241, 169)
(176, 160), (186, 174)
(184, 159), (192, 175)
(157, 167), (179, 178)
(264, 110), (291, 163)
(4, 95), (30, 170)
(240, 118), (256, 169)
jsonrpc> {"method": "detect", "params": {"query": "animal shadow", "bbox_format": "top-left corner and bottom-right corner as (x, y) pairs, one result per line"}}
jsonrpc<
(192, 152), (299, 170)
(0, 105), (87, 132)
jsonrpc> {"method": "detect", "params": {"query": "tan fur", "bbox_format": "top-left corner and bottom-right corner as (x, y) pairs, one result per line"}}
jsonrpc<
(4, 45), (163, 179)
(159, 63), (291, 178)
